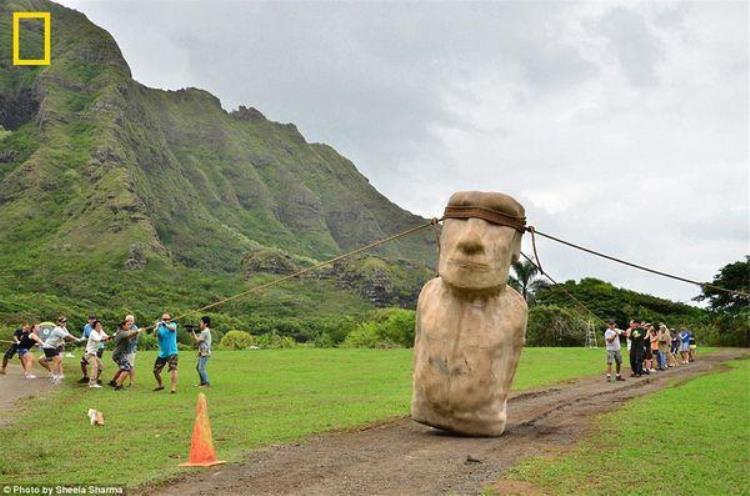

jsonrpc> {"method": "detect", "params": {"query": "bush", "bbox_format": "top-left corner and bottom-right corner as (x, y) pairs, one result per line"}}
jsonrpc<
(342, 322), (386, 348)
(697, 310), (749, 347)
(137, 332), (158, 350)
(526, 305), (592, 346)
(313, 333), (335, 348)
(219, 330), (255, 350)
(342, 308), (416, 348)
(254, 332), (296, 349)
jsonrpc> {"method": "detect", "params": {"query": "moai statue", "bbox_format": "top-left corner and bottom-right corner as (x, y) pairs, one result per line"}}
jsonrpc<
(411, 191), (528, 436)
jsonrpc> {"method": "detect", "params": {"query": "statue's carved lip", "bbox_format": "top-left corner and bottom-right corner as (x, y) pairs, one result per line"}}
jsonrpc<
(448, 258), (491, 271)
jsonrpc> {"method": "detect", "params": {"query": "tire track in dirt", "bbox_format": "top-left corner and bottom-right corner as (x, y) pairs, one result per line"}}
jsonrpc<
(142, 349), (748, 496)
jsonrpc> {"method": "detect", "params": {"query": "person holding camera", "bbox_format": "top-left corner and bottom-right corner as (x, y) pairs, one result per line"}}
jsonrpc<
(152, 313), (179, 393)
(648, 325), (661, 372)
(657, 324), (671, 370)
(627, 320), (645, 377)
(604, 320), (625, 382)
(191, 316), (213, 387)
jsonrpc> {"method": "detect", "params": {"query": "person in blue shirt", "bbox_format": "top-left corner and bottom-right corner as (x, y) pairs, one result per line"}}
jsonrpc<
(679, 328), (691, 364)
(78, 315), (97, 384)
(152, 313), (179, 393)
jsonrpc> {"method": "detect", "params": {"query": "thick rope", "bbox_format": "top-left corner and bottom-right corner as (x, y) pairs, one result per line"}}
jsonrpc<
(526, 227), (749, 299)
(527, 226), (544, 275)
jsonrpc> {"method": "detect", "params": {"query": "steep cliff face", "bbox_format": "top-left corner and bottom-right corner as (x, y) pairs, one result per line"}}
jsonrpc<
(0, 0), (436, 320)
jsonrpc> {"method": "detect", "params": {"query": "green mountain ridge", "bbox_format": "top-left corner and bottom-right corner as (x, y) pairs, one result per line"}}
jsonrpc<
(0, 0), (437, 324)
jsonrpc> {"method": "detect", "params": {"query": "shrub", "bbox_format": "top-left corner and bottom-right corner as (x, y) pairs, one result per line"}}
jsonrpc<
(697, 309), (749, 347)
(342, 322), (387, 348)
(342, 308), (416, 348)
(254, 332), (296, 349)
(219, 330), (255, 350)
(313, 333), (335, 348)
(137, 332), (158, 350)
(526, 305), (591, 346)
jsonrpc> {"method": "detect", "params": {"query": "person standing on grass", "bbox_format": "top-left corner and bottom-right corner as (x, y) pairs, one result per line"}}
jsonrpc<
(78, 315), (97, 384)
(641, 322), (652, 375)
(604, 321), (625, 382)
(153, 313), (179, 393)
(664, 324), (678, 367)
(17, 324), (44, 379)
(679, 328), (691, 364)
(85, 321), (110, 388)
(627, 320), (645, 377)
(0, 326), (24, 375)
(40, 316), (81, 384)
(658, 324), (671, 369)
(110, 320), (142, 391)
(124, 315), (139, 386)
(671, 329), (681, 366)
(648, 325), (661, 372)
(192, 316), (212, 387)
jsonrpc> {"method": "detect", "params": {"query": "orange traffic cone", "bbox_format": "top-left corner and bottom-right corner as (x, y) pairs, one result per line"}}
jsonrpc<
(179, 392), (226, 467)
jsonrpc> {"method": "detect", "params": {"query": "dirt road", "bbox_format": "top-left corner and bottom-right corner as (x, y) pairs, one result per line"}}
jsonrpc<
(0, 365), (54, 426)
(141, 349), (747, 496)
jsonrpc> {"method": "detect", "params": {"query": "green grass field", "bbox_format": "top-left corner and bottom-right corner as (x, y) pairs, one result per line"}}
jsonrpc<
(0, 347), (612, 486)
(501, 357), (750, 495)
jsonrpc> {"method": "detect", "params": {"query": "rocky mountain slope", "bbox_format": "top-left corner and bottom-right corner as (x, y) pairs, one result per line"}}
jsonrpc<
(0, 0), (436, 324)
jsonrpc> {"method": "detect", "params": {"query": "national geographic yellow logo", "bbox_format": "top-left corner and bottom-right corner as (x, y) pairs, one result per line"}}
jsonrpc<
(12, 11), (51, 66)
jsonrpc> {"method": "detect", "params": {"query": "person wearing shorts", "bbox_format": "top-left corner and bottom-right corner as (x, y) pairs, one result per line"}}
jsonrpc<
(110, 320), (141, 391)
(17, 324), (44, 379)
(0, 327), (24, 374)
(40, 317), (80, 384)
(123, 315), (139, 386)
(678, 328), (691, 364)
(604, 321), (625, 382)
(152, 313), (179, 393)
(85, 321), (110, 388)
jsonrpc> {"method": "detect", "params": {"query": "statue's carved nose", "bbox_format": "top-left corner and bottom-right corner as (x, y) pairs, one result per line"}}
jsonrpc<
(457, 230), (485, 256)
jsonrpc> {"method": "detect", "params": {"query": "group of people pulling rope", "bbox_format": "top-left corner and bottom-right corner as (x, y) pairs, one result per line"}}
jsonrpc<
(1, 313), (213, 394)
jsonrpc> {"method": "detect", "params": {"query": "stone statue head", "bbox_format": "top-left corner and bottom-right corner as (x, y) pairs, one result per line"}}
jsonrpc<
(438, 191), (525, 292)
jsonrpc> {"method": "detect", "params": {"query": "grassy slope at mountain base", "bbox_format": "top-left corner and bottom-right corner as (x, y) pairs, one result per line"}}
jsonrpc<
(498, 358), (750, 495)
(1, 347), (612, 486)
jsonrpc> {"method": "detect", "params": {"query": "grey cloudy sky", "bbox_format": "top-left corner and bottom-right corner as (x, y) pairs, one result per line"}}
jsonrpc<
(58, 0), (749, 304)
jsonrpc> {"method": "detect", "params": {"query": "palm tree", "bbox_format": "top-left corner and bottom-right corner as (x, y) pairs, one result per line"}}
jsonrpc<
(509, 259), (550, 303)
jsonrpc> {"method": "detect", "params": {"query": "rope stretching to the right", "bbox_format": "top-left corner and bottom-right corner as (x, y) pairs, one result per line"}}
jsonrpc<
(526, 227), (749, 299)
